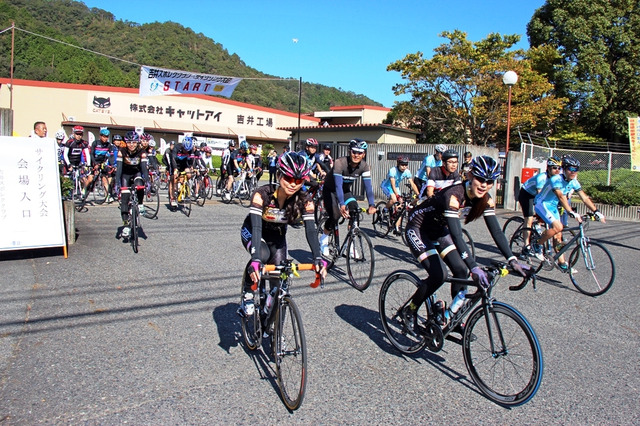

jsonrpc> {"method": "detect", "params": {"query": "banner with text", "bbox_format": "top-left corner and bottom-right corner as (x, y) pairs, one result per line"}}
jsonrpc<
(139, 66), (242, 98)
(628, 117), (640, 171)
(0, 137), (66, 252)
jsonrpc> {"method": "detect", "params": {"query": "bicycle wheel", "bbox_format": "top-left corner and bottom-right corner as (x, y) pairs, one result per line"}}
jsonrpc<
(238, 182), (251, 207)
(239, 275), (262, 351)
(346, 228), (375, 291)
(314, 198), (326, 225)
(195, 180), (206, 207)
(92, 177), (107, 205)
(130, 204), (139, 254)
(568, 240), (615, 296)
(378, 270), (428, 354)
(463, 302), (543, 406)
(143, 182), (160, 219)
(502, 216), (525, 242)
(274, 295), (307, 411)
(372, 201), (391, 237)
(204, 175), (214, 199)
(510, 227), (546, 272)
(462, 228), (476, 261)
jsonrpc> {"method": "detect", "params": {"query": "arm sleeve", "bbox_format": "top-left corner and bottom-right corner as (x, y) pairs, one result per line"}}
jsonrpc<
(115, 155), (123, 186)
(304, 217), (321, 259)
(63, 147), (70, 166)
(334, 174), (346, 206)
(249, 209), (263, 261)
(484, 209), (516, 262)
(363, 177), (375, 206)
(90, 142), (97, 165)
(445, 212), (478, 271)
(141, 156), (149, 182)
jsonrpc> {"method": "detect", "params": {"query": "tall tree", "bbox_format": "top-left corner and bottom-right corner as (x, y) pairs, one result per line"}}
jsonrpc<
(387, 30), (564, 147)
(527, 0), (640, 143)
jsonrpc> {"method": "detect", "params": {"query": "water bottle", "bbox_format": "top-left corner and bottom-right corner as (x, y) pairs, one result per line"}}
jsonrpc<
(534, 223), (543, 235)
(264, 288), (276, 314)
(444, 290), (467, 322)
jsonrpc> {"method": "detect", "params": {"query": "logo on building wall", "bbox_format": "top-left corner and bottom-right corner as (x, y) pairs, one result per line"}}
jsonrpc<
(91, 95), (112, 114)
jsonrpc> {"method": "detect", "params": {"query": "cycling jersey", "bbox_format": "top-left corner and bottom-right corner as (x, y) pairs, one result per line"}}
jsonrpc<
(416, 154), (442, 181)
(171, 143), (194, 171)
(64, 138), (90, 167)
(521, 172), (548, 196)
(323, 156), (375, 207)
(380, 166), (412, 197)
(424, 167), (462, 196)
(535, 173), (581, 209)
(91, 140), (115, 166)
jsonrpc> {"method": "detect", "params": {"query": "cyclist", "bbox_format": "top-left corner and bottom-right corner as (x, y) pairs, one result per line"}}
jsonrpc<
(170, 136), (196, 205)
(461, 151), (473, 180)
(246, 144), (264, 181)
(116, 131), (149, 238)
(517, 156), (562, 256)
(380, 155), (420, 233)
(223, 140), (244, 200)
(141, 133), (159, 171)
(533, 155), (605, 270)
(414, 144), (446, 193)
(88, 128), (116, 203)
(423, 149), (463, 198)
(318, 143), (334, 171)
(297, 138), (327, 191)
(63, 125), (91, 197)
(238, 152), (327, 316)
(319, 138), (377, 256)
(402, 156), (527, 336)
(54, 130), (67, 175)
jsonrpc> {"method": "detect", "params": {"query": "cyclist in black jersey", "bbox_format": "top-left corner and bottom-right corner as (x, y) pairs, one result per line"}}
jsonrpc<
(402, 156), (527, 336)
(319, 138), (376, 255)
(423, 149), (463, 198)
(88, 128), (116, 202)
(116, 131), (149, 238)
(238, 152), (328, 316)
(64, 125), (92, 198)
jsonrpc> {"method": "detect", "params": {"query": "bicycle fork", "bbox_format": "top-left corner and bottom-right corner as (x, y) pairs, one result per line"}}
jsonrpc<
(481, 301), (508, 358)
(579, 237), (596, 271)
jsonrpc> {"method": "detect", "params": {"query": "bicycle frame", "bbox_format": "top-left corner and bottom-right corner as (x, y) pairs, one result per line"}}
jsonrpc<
(331, 208), (365, 258)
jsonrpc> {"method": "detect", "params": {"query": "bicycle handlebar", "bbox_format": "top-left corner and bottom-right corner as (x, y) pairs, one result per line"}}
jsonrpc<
(264, 263), (323, 288)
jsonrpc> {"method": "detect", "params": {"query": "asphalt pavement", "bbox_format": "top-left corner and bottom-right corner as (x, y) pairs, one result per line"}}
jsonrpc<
(1, 194), (639, 424)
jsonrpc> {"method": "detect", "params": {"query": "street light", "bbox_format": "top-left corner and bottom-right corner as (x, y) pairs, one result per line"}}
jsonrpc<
(502, 70), (518, 155)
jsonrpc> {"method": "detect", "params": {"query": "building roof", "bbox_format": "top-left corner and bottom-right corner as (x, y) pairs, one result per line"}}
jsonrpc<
(278, 123), (420, 134)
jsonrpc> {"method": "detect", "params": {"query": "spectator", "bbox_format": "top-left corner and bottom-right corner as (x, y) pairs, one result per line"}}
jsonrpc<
(268, 149), (278, 185)
(32, 121), (47, 138)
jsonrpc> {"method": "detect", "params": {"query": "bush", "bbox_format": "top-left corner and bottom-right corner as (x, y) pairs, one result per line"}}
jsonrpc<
(582, 184), (640, 206)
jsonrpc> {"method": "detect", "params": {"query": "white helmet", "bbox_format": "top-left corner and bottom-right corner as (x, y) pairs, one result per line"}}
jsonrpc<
(435, 144), (447, 153)
(149, 140), (156, 147)
(55, 130), (66, 140)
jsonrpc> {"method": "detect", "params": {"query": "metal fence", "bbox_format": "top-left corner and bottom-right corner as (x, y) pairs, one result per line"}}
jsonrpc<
(520, 143), (640, 188)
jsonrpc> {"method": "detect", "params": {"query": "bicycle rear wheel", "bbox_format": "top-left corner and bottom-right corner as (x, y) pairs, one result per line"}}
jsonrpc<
(502, 216), (525, 242)
(144, 182), (160, 219)
(346, 228), (375, 291)
(510, 227), (546, 272)
(463, 302), (543, 406)
(92, 177), (107, 205)
(568, 240), (615, 296)
(130, 204), (139, 253)
(274, 296), (307, 411)
(372, 201), (391, 237)
(378, 270), (428, 354)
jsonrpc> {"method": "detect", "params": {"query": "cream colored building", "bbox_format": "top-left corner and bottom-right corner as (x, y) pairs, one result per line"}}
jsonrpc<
(0, 78), (319, 152)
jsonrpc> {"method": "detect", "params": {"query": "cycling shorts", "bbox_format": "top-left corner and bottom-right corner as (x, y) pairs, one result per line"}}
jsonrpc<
(534, 201), (560, 226)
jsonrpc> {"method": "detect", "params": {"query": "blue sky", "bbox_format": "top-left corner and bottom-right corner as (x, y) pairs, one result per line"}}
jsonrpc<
(82, 0), (545, 108)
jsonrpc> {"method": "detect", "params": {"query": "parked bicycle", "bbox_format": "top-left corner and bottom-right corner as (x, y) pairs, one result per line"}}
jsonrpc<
(239, 260), (323, 411)
(510, 212), (614, 296)
(379, 262), (543, 406)
(317, 207), (375, 291)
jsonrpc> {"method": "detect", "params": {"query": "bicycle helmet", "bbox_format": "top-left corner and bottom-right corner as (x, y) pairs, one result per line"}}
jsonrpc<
(149, 140), (156, 148)
(397, 156), (409, 166)
(349, 138), (368, 152)
(73, 125), (84, 134)
(99, 128), (110, 136)
(435, 144), (447, 153)
(322, 144), (331, 150)
(470, 155), (501, 181)
(182, 136), (194, 151)
(305, 138), (319, 148)
(199, 142), (207, 148)
(112, 134), (123, 141)
(228, 140), (236, 147)
(55, 130), (66, 140)
(442, 149), (459, 162)
(249, 144), (258, 150)
(547, 156), (562, 167)
(140, 132), (153, 141)
(202, 146), (212, 154)
(239, 140), (249, 151)
(124, 131), (139, 143)
(562, 155), (580, 169)
(464, 151), (473, 159)
(278, 152), (311, 179)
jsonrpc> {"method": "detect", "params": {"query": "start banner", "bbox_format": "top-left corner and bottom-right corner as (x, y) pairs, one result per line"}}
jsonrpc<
(139, 66), (242, 98)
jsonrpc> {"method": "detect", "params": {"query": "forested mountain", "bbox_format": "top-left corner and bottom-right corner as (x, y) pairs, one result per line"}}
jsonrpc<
(0, 0), (382, 113)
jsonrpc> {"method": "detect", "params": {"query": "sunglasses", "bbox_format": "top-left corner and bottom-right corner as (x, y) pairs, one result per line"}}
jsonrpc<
(549, 166), (560, 170)
(474, 176), (495, 185)
(281, 175), (304, 185)
(566, 166), (579, 172)
(351, 150), (365, 156)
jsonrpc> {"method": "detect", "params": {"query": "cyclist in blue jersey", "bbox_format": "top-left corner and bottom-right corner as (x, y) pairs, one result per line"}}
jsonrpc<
(170, 136), (196, 206)
(517, 156), (562, 255)
(87, 128), (116, 203)
(319, 138), (377, 255)
(414, 144), (446, 194)
(380, 156), (419, 233)
(533, 155), (605, 269)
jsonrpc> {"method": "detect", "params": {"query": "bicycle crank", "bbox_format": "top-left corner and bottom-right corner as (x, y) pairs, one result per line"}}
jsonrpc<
(422, 319), (444, 352)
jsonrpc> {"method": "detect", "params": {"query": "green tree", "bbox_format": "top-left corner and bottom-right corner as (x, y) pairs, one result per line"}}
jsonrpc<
(387, 30), (565, 147)
(527, 0), (640, 143)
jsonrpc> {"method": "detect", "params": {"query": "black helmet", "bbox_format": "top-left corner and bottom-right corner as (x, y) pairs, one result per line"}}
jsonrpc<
(112, 134), (123, 142)
(322, 144), (331, 150)
(562, 155), (580, 169)
(397, 156), (409, 166)
(442, 149), (459, 162)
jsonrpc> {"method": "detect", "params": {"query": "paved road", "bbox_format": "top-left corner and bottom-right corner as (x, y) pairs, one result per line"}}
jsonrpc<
(1, 195), (639, 424)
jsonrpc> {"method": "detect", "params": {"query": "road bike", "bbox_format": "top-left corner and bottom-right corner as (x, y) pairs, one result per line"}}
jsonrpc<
(69, 165), (90, 212)
(510, 213), (614, 296)
(220, 171), (251, 206)
(189, 169), (207, 207)
(239, 260), (323, 411)
(172, 171), (192, 217)
(123, 184), (144, 253)
(317, 207), (375, 291)
(379, 262), (543, 406)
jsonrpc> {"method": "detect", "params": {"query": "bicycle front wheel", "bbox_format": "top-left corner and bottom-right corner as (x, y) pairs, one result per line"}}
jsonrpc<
(378, 270), (428, 354)
(346, 228), (375, 291)
(463, 302), (543, 406)
(274, 295), (307, 411)
(568, 240), (615, 296)
(130, 205), (139, 254)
